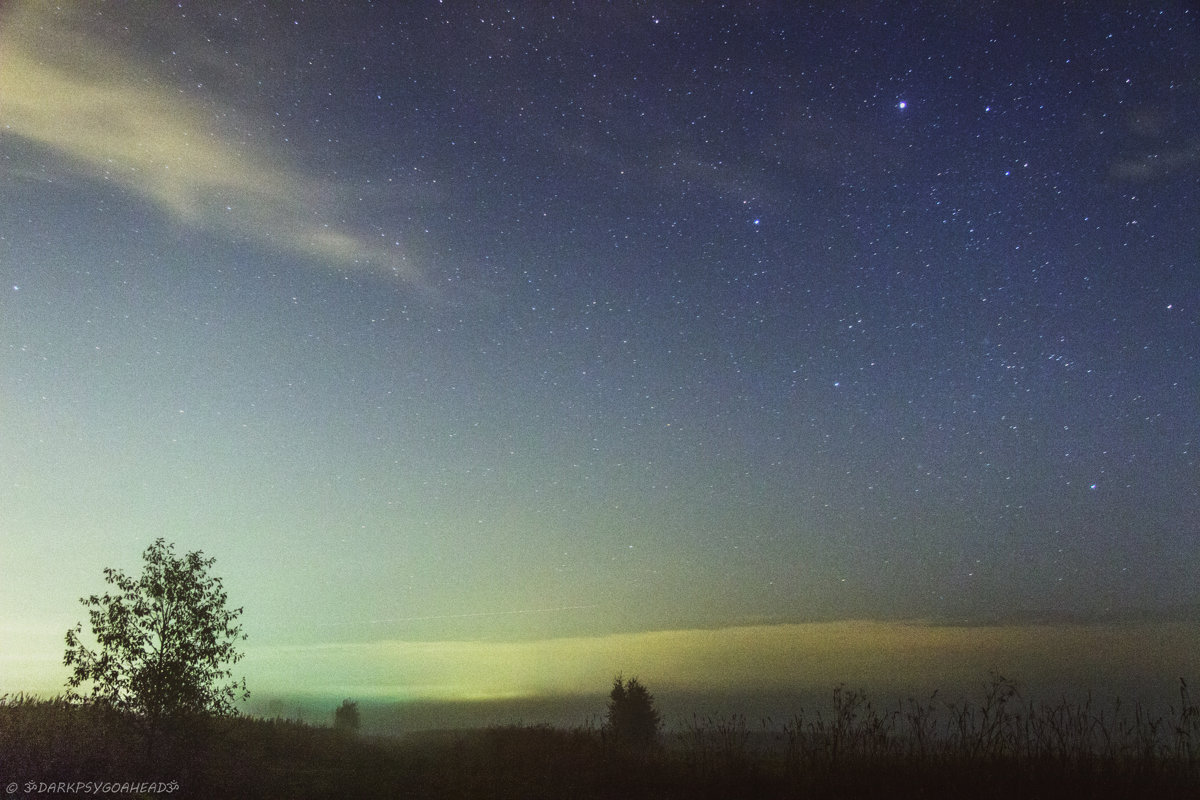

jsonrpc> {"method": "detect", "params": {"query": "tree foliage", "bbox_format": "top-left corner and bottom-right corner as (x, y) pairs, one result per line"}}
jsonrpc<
(606, 675), (661, 750)
(334, 698), (361, 733)
(63, 538), (248, 722)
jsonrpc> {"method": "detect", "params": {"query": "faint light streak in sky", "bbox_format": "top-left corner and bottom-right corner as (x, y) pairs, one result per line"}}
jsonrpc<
(316, 604), (604, 628)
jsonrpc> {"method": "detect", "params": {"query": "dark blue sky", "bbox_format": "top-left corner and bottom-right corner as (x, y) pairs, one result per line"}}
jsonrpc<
(1, 1), (1196, 701)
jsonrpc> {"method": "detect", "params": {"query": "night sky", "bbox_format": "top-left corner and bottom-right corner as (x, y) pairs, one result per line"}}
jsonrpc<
(1, 1), (1197, 707)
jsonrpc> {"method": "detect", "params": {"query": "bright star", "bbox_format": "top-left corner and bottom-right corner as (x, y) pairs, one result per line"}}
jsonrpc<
(897, 100), (907, 110)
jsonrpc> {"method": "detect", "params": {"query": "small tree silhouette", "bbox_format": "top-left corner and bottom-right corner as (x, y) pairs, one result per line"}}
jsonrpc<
(63, 538), (248, 754)
(605, 674), (661, 752)
(334, 698), (360, 733)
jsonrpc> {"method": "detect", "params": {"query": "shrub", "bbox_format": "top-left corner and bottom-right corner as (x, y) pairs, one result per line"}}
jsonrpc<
(334, 699), (361, 733)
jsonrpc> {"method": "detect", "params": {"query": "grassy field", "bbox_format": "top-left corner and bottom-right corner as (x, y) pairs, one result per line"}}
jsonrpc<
(3, 676), (1199, 799)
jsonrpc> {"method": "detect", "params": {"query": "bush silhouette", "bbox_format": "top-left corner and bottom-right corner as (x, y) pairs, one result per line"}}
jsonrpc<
(605, 675), (661, 752)
(334, 699), (361, 733)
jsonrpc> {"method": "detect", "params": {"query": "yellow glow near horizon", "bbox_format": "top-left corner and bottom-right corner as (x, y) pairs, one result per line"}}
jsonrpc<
(8, 619), (1198, 704)
(242, 620), (1200, 702)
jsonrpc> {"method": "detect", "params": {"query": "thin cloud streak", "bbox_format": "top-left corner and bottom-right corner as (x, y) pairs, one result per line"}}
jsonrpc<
(0, 1), (418, 284)
(315, 605), (605, 628)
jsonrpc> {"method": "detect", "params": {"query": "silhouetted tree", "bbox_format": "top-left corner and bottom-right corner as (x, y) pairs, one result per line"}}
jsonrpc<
(334, 698), (360, 733)
(605, 675), (661, 752)
(64, 538), (248, 731)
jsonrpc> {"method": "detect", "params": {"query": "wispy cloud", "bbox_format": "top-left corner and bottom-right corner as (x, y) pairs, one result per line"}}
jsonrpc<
(1110, 144), (1200, 183)
(0, 1), (418, 283)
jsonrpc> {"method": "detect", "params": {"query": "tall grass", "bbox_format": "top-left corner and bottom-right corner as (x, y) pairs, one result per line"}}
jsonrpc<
(3, 678), (1199, 798)
(0, 692), (139, 776)
(675, 674), (1200, 797)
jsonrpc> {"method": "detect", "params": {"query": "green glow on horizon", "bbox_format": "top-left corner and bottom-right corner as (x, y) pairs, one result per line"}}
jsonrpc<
(8, 618), (1199, 705)
(207, 621), (1200, 703)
